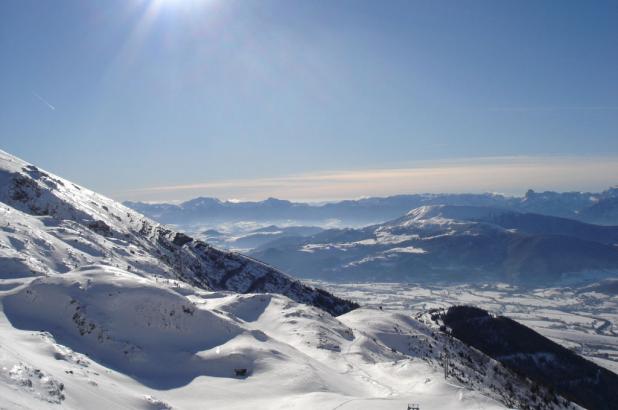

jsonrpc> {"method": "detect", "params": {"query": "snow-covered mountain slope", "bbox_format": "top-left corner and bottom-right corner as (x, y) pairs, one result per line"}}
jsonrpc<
(250, 205), (618, 283)
(0, 265), (577, 409)
(0, 150), (590, 409)
(0, 150), (356, 315)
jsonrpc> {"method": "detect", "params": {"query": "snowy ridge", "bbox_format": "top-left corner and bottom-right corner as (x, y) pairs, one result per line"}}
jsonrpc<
(402, 205), (510, 223)
(0, 150), (357, 315)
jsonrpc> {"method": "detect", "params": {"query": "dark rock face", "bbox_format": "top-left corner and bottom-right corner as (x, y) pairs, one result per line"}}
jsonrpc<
(437, 305), (618, 410)
(143, 222), (359, 316)
(86, 220), (113, 237)
(172, 232), (193, 247)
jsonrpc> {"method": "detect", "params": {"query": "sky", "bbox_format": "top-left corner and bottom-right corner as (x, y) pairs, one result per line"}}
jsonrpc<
(0, 0), (617, 202)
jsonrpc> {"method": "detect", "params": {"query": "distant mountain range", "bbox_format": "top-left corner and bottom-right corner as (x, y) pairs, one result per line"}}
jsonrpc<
(125, 186), (618, 226)
(249, 205), (618, 283)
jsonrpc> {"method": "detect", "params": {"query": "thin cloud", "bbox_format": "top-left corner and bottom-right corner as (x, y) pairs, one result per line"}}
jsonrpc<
(116, 156), (618, 202)
(32, 91), (56, 111)
(487, 106), (618, 112)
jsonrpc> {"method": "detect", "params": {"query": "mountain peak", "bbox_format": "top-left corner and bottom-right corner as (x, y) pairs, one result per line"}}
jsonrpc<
(404, 204), (511, 222)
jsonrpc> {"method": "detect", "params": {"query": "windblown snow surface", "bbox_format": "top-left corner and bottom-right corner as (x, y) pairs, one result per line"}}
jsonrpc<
(0, 150), (577, 409)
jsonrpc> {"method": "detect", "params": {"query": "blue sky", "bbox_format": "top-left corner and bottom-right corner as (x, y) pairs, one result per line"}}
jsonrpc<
(0, 0), (617, 201)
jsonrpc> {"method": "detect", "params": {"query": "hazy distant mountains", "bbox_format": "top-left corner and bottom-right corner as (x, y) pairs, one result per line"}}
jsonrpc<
(125, 187), (618, 226)
(126, 189), (618, 284)
(249, 205), (618, 283)
(202, 225), (324, 251)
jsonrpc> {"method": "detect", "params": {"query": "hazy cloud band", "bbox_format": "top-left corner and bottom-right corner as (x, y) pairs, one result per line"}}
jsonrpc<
(116, 156), (618, 202)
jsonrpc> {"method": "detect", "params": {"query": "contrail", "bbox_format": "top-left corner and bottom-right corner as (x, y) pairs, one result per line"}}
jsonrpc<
(32, 91), (56, 110)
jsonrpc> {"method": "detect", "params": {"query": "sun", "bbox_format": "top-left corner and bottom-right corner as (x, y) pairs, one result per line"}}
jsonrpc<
(144, 0), (220, 17)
